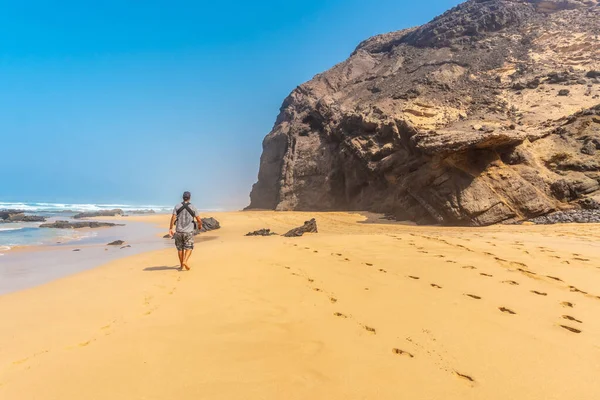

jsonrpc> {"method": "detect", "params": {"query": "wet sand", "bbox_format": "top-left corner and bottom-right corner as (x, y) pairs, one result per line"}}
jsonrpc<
(0, 219), (166, 295)
(1, 211), (599, 399)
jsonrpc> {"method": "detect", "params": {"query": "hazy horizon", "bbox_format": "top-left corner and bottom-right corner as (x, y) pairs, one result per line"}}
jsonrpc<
(0, 0), (462, 209)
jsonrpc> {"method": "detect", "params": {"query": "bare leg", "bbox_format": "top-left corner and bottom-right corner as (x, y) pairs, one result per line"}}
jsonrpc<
(183, 249), (193, 270)
(178, 250), (184, 269)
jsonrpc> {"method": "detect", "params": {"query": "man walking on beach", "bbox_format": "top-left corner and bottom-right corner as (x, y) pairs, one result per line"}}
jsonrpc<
(169, 191), (202, 270)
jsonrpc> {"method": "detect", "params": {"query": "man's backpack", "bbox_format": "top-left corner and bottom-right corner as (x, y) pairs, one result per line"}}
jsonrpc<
(176, 203), (198, 230)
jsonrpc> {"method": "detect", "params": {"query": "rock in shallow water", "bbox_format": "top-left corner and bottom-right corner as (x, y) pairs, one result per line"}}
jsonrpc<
(40, 221), (123, 229)
(73, 209), (123, 219)
(107, 240), (125, 246)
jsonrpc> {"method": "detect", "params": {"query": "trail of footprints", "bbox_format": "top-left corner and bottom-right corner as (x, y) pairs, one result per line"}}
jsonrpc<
(9, 268), (185, 370)
(282, 243), (478, 385)
(282, 237), (593, 387)
(399, 234), (595, 334)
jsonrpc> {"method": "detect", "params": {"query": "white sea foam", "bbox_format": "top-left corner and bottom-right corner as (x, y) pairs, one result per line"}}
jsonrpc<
(0, 202), (173, 213)
(0, 227), (23, 232)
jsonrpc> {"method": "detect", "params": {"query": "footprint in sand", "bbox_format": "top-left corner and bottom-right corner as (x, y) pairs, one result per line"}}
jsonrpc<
(408, 276), (420, 280)
(379, 269), (388, 273)
(455, 371), (475, 383)
(546, 275), (563, 282)
(334, 312), (348, 318)
(502, 280), (519, 285)
(561, 301), (574, 308)
(480, 273), (493, 277)
(392, 348), (414, 358)
(330, 297), (338, 303)
(499, 307), (516, 315)
(462, 265), (477, 270)
(573, 257), (590, 262)
(510, 261), (528, 268)
(518, 268), (537, 275)
(365, 263), (373, 266)
(531, 290), (548, 296)
(465, 294), (481, 299)
(562, 315), (582, 323)
(560, 325), (581, 334)
(430, 284), (442, 289)
(307, 278), (314, 283)
(362, 325), (377, 334)
(569, 286), (588, 294)
(313, 288), (323, 292)
(445, 260), (457, 264)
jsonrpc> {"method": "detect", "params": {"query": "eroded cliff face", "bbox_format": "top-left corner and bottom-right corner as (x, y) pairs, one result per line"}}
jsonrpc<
(249, 0), (600, 225)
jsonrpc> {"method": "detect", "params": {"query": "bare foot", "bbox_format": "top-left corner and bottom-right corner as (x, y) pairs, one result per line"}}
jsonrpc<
(183, 263), (190, 271)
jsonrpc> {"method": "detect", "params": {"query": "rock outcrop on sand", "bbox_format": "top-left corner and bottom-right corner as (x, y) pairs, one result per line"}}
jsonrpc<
(283, 219), (318, 237)
(73, 209), (123, 219)
(248, 0), (600, 226)
(163, 217), (221, 238)
(107, 240), (125, 246)
(245, 229), (278, 236)
(40, 221), (123, 229)
(0, 211), (46, 223)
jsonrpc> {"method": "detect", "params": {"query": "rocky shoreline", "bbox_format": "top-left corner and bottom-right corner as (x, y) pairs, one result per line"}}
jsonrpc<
(39, 221), (124, 229)
(0, 210), (46, 223)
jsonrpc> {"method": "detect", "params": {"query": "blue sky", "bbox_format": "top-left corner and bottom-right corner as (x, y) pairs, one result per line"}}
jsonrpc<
(0, 0), (461, 209)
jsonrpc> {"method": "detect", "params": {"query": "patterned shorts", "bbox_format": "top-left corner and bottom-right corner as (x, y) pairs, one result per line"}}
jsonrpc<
(174, 232), (194, 250)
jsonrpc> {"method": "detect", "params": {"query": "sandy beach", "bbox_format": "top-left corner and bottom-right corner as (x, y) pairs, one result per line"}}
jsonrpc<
(1, 211), (599, 399)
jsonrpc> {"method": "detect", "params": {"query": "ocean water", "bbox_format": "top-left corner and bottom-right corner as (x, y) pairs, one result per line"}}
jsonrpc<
(0, 202), (171, 254)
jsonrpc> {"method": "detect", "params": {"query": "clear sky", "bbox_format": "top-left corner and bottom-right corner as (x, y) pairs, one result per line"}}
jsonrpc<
(0, 0), (461, 209)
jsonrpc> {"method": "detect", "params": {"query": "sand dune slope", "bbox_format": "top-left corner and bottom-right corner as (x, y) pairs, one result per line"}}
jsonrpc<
(1, 212), (599, 399)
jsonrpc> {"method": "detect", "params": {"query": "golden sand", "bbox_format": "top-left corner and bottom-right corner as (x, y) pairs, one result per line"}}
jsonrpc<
(1, 211), (599, 399)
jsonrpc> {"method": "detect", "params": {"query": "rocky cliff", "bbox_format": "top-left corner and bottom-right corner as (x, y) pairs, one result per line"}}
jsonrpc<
(248, 0), (600, 225)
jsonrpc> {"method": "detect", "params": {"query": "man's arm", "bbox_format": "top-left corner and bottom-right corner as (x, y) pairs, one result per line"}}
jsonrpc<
(169, 214), (177, 237)
(196, 216), (203, 231)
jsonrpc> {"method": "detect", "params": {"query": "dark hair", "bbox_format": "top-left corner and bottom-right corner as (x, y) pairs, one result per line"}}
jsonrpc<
(183, 191), (191, 201)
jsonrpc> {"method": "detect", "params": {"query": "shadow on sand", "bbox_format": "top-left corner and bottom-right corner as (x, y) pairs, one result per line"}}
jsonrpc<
(144, 266), (181, 272)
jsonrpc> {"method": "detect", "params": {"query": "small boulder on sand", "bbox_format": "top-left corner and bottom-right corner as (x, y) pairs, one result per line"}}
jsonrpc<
(283, 219), (318, 237)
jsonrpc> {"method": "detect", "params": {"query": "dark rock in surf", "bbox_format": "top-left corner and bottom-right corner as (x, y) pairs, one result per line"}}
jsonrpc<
(0, 211), (46, 222)
(73, 209), (123, 219)
(107, 240), (125, 246)
(40, 221), (123, 229)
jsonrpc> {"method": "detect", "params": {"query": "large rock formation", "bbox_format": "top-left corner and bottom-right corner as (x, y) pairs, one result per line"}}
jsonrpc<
(248, 0), (600, 225)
